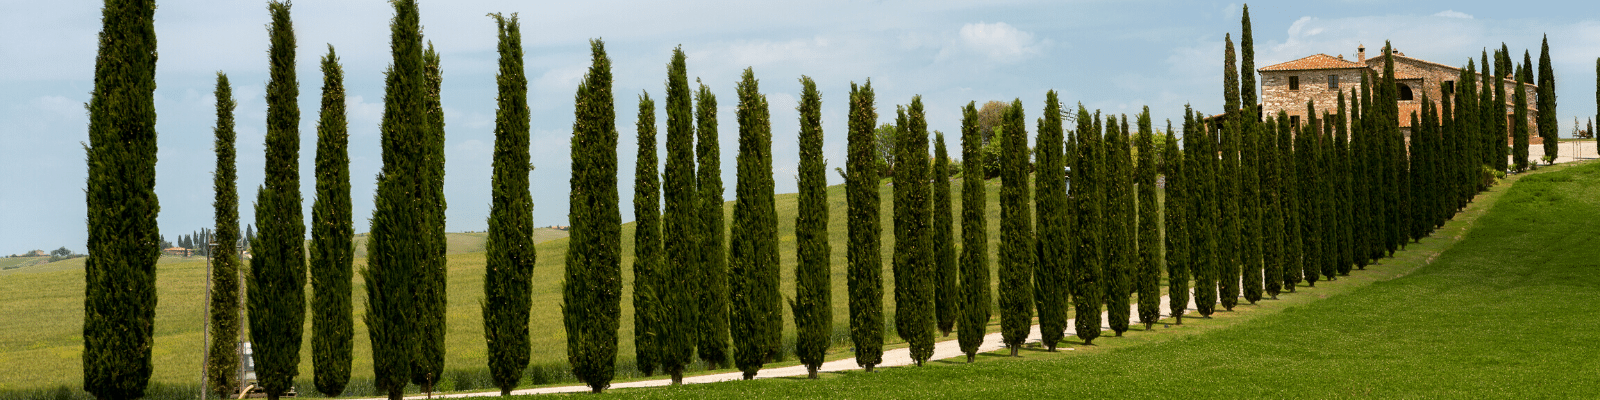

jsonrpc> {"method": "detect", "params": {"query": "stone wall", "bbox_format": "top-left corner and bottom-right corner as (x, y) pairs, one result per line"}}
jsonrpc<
(1260, 68), (1363, 123)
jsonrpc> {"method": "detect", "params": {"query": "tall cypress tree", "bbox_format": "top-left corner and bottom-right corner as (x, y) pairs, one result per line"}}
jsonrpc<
(694, 81), (730, 369)
(999, 99), (1034, 354)
(660, 48), (698, 383)
(1495, 47), (1510, 172)
(1297, 103), (1321, 288)
(482, 13), (534, 396)
(1073, 104), (1105, 341)
(310, 45), (353, 397)
(1241, 112), (1264, 304)
(412, 41), (448, 395)
(365, 1), (426, 398)
(730, 67), (779, 379)
(846, 81), (883, 371)
(248, 3), (306, 399)
(1135, 108), (1161, 328)
(1163, 119), (1190, 322)
(793, 76), (830, 379)
(932, 131), (957, 339)
(1240, 5), (1257, 111)
(563, 39), (621, 394)
(1219, 34), (1242, 311)
(1319, 113), (1338, 281)
(1538, 36), (1557, 164)
(1189, 110), (1219, 316)
(957, 102), (990, 361)
(1277, 111), (1302, 291)
(84, 0), (160, 397)
(631, 92), (662, 377)
(1513, 66), (1532, 172)
(1103, 115), (1132, 334)
(894, 97), (935, 365)
(1334, 94), (1354, 276)
(1261, 115), (1284, 298)
(1034, 91), (1068, 349)
(1381, 44), (1404, 257)
(207, 73), (242, 397)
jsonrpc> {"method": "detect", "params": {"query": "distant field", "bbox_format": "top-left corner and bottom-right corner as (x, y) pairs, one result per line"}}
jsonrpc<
(351, 229), (568, 258)
(0, 256), (51, 273)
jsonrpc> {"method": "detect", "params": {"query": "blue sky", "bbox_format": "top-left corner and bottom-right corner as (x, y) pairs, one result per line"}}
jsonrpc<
(4, 0), (1598, 253)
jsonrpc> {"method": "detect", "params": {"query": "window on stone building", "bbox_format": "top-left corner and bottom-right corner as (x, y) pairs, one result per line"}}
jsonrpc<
(1444, 80), (1455, 94)
(1328, 75), (1339, 89)
(1290, 115), (1300, 127)
(1398, 83), (1414, 101)
(1289, 76), (1299, 91)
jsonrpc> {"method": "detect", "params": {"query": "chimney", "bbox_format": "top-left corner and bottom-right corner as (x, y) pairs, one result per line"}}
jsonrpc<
(1357, 44), (1366, 62)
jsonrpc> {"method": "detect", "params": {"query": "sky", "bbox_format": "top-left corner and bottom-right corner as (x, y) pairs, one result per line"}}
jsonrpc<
(4, 0), (1599, 254)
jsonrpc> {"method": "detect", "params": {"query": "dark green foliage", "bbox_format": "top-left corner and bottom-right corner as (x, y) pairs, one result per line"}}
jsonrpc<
(957, 102), (990, 360)
(1135, 108), (1161, 327)
(1277, 111), (1302, 290)
(310, 46), (353, 397)
(1224, 34), (1240, 111)
(1240, 111), (1264, 305)
(1240, 5), (1256, 110)
(1218, 34), (1242, 311)
(660, 48), (698, 383)
(847, 81), (883, 370)
(1538, 36), (1557, 164)
(1318, 113), (1337, 281)
(208, 73), (242, 397)
(1494, 47), (1510, 172)
(1513, 68), (1531, 172)
(730, 67), (779, 379)
(83, 0), (160, 397)
(932, 131), (957, 339)
(631, 92), (662, 377)
(563, 39), (621, 394)
(365, 1), (426, 397)
(1334, 94), (1354, 277)
(999, 99), (1034, 354)
(1189, 110), (1219, 316)
(412, 41), (449, 394)
(694, 82), (730, 369)
(249, 3), (306, 398)
(1104, 114), (1132, 334)
(1072, 104), (1104, 343)
(1033, 92), (1068, 349)
(1297, 103), (1321, 288)
(482, 13), (534, 396)
(1162, 119), (1190, 322)
(1261, 115), (1284, 298)
(893, 97), (935, 365)
(792, 76), (830, 377)
(1382, 44), (1404, 257)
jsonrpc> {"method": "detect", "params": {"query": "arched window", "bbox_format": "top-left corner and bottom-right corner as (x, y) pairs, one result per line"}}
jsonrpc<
(1398, 83), (1414, 101)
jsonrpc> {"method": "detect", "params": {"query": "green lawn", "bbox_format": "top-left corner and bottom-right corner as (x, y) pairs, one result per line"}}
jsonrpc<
(542, 161), (1600, 399)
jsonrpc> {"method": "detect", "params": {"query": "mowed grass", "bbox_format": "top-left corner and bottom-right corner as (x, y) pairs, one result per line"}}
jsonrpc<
(544, 161), (1600, 399)
(1, 176), (1024, 398)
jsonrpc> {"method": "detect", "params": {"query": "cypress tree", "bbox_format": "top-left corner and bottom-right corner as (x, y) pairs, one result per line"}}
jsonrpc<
(1513, 66), (1531, 172)
(1596, 57), (1599, 152)
(1319, 113), (1338, 281)
(793, 76), (830, 378)
(1163, 119), (1190, 321)
(482, 13), (534, 396)
(310, 45), (353, 397)
(894, 97), (935, 365)
(958, 102), (990, 361)
(563, 39), (621, 394)
(659, 48), (698, 384)
(83, 0), (160, 397)
(1190, 110), (1219, 316)
(999, 99), (1035, 354)
(1297, 103), (1320, 288)
(1334, 94), (1354, 276)
(1380, 44), (1404, 257)
(1073, 104), (1105, 341)
(1034, 91), (1068, 349)
(1135, 108), (1161, 327)
(1538, 36), (1557, 164)
(1103, 114), (1133, 334)
(730, 67), (779, 379)
(207, 73), (242, 397)
(694, 81), (730, 369)
(932, 131), (957, 339)
(248, 3), (307, 398)
(1261, 115), (1284, 299)
(412, 41), (448, 395)
(846, 81), (883, 371)
(1241, 112), (1264, 306)
(631, 92), (662, 377)
(1240, 5), (1257, 111)
(1277, 111), (1302, 291)
(1495, 47), (1510, 172)
(1219, 34), (1242, 311)
(659, 47), (697, 384)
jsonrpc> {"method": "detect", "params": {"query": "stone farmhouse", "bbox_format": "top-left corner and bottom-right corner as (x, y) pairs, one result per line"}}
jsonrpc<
(1258, 45), (1539, 143)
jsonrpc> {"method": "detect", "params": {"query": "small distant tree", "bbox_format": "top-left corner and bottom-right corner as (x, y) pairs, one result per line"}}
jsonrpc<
(874, 122), (898, 178)
(976, 100), (1008, 145)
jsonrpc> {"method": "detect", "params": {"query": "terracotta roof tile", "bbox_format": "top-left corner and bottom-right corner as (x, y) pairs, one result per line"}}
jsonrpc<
(1259, 54), (1367, 72)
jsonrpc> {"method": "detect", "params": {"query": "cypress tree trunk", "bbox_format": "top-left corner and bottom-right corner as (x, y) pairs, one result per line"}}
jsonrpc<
(894, 97), (935, 365)
(933, 132), (958, 339)
(999, 99), (1035, 354)
(1135, 108), (1162, 327)
(483, 13), (534, 396)
(1163, 120), (1190, 322)
(730, 67), (778, 379)
(366, 2), (425, 398)
(847, 82), (884, 370)
(661, 47), (698, 383)
(631, 92), (662, 377)
(207, 73), (242, 398)
(957, 102), (990, 360)
(793, 76), (830, 378)
(694, 82), (730, 369)
(1072, 105), (1105, 343)
(412, 42), (448, 395)
(310, 46), (353, 397)
(84, 0), (160, 397)
(1513, 71), (1531, 172)
(1034, 92), (1067, 349)
(564, 39), (621, 394)
(1538, 36), (1557, 164)
(249, 3), (307, 399)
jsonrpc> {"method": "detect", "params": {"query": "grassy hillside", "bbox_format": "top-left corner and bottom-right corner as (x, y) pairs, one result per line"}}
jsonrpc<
(563, 161), (1600, 399)
(0, 177), (1015, 397)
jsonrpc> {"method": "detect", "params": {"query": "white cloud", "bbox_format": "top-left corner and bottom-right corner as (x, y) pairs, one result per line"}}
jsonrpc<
(1433, 10), (1474, 19)
(944, 22), (1045, 64)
